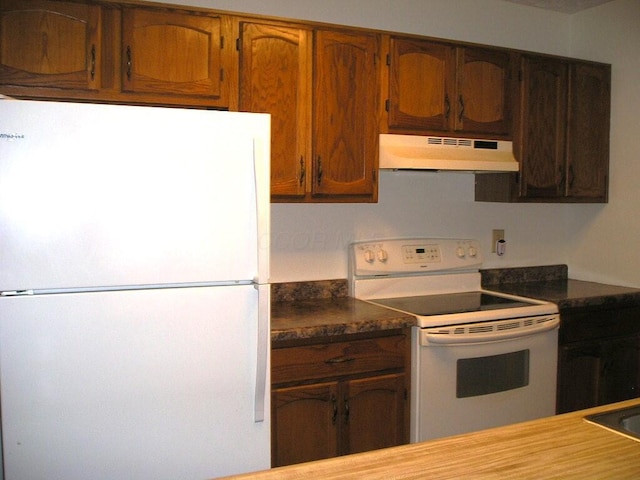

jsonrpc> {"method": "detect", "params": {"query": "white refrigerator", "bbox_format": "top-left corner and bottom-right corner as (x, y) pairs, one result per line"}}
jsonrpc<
(0, 99), (271, 479)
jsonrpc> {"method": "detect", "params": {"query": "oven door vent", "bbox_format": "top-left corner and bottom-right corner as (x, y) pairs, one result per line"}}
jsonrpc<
(422, 315), (560, 345)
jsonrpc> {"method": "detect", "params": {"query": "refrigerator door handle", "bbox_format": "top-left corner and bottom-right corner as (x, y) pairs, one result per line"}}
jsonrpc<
(254, 283), (270, 422)
(253, 137), (270, 285)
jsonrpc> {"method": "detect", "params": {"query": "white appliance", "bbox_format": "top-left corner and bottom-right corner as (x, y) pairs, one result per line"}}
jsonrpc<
(350, 238), (559, 442)
(0, 99), (271, 480)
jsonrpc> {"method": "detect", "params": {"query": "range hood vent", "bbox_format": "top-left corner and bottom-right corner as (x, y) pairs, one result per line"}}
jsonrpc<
(379, 134), (519, 172)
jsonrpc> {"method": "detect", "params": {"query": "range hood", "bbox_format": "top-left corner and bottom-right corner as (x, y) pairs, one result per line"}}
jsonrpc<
(379, 134), (519, 172)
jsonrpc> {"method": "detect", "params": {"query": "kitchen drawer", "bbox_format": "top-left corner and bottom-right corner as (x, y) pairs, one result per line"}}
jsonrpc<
(560, 305), (640, 343)
(272, 334), (407, 384)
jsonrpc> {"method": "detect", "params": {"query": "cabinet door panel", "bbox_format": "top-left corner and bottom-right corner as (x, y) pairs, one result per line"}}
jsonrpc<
(388, 37), (453, 131)
(122, 8), (222, 98)
(520, 56), (567, 198)
(0, 0), (101, 90)
(457, 47), (511, 136)
(557, 344), (602, 413)
(600, 336), (640, 405)
(271, 382), (339, 467)
(239, 22), (311, 198)
(313, 29), (378, 197)
(344, 373), (407, 455)
(566, 62), (610, 200)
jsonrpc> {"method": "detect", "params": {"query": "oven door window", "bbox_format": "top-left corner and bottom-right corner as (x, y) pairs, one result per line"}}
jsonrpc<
(456, 350), (530, 398)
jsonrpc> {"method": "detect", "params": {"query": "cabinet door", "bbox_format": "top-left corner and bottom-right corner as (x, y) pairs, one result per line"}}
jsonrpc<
(313, 29), (379, 198)
(519, 55), (567, 199)
(456, 47), (512, 136)
(271, 382), (339, 467)
(239, 22), (312, 198)
(122, 7), (224, 100)
(343, 373), (407, 455)
(0, 0), (101, 90)
(557, 343), (602, 413)
(387, 37), (454, 131)
(557, 336), (640, 414)
(599, 336), (640, 406)
(566, 61), (610, 200)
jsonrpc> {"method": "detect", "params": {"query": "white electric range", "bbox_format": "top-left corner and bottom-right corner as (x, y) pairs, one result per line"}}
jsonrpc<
(349, 238), (559, 442)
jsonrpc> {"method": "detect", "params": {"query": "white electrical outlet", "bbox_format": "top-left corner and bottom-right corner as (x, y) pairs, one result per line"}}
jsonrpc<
(492, 229), (505, 253)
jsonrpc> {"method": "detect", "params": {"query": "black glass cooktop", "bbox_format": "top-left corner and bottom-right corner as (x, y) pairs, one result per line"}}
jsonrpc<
(371, 291), (535, 317)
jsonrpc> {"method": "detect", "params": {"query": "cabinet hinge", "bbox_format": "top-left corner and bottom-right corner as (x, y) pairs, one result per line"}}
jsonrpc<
(236, 37), (240, 51)
(220, 36), (224, 49)
(385, 99), (390, 112)
(386, 53), (391, 66)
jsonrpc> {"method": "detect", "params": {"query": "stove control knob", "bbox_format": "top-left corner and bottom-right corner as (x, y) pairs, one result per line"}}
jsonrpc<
(364, 249), (375, 263)
(456, 246), (466, 258)
(468, 246), (478, 258)
(377, 249), (388, 262)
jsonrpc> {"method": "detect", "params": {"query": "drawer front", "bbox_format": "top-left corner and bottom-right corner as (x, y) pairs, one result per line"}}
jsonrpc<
(272, 335), (407, 384)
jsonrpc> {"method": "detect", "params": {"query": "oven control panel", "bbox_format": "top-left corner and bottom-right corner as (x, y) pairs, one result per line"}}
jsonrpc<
(351, 238), (482, 276)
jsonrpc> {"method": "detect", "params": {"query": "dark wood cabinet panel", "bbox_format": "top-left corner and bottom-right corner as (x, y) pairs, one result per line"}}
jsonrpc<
(271, 331), (410, 467)
(519, 55), (568, 199)
(0, 0), (232, 106)
(312, 29), (379, 199)
(475, 55), (610, 203)
(456, 47), (512, 136)
(344, 373), (407, 455)
(386, 36), (512, 138)
(387, 37), (453, 132)
(239, 24), (378, 202)
(566, 61), (610, 200)
(557, 306), (640, 414)
(121, 7), (226, 102)
(271, 382), (339, 467)
(0, 0), (103, 91)
(239, 22), (311, 198)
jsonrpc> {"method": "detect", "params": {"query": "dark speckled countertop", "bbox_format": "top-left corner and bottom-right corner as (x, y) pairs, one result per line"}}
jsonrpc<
(481, 265), (640, 310)
(272, 267), (640, 342)
(271, 279), (414, 343)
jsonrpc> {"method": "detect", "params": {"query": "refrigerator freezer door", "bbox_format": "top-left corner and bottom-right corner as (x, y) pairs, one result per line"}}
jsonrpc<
(0, 285), (270, 480)
(0, 100), (270, 291)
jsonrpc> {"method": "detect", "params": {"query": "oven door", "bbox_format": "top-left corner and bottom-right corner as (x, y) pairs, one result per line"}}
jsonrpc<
(411, 314), (559, 443)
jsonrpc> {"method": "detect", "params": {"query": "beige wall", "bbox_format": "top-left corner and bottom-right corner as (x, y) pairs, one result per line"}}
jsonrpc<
(152, 0), (637, 285)
(566, 0), (640, 285)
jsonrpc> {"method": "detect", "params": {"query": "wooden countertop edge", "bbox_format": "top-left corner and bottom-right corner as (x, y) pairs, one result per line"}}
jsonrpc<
(219, 398), (640, 479)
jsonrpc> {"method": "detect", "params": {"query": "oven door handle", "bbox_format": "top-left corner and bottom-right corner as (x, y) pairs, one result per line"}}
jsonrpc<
(423, 317), (559, 345)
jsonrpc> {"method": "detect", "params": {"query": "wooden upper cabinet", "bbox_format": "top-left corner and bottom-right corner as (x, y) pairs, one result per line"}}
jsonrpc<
(475, 55), (610, 203)
(387, 37), (453, 132)
(386, 36), (512, 138)
(519, 55), (568, 199)
(566, 61), (610, 201)
(122, 7), (227, 103)
(238, 22), (312, 198)
(313, 29), (379, 198)
(456, 47), (512, 136)
(0, 0), (102, 91)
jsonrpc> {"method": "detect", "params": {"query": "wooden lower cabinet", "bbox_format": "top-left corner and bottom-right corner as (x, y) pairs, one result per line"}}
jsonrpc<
(272, 382), (339, 466)
(556, 306), (640, 414)
(271, 331), (410, 467)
